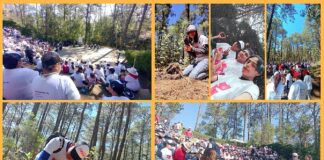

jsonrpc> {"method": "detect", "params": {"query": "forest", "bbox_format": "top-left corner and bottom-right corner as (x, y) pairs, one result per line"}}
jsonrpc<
(3, 4), (151, 50)
(3, 103), (151, 160)
(156, 102), (320, 160)
(211, 4), (264, 58)
(267, 4), (320, 63)
(155, 4), (209, 67)
(154, 4), (209, 100)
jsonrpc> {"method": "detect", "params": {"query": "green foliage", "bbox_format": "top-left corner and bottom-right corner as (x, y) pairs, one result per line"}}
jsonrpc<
(211, 4), (264, 58)
(4, 4), (151, 49)
(20, 25), (33, 37)
(125, 50), (151, 76)
(267, 4), (320, 63)
(155, 4), (208, 67)
(156, 103), (183, 121)
(3, 20), (20, 28)
(267, 143), (294, 160)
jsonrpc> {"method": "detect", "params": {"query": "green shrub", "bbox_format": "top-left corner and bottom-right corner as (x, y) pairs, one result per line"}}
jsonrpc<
(3, 20), (19, 28)
(125, 50), (151, 77)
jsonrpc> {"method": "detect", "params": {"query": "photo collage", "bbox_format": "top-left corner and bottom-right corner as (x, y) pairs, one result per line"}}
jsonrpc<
(1, 3), (322, 160)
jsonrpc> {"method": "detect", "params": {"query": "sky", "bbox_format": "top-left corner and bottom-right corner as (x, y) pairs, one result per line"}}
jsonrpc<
(168, 4), (205, 26)
(170, 103), (207, 129)
(281, 4), (306, 36)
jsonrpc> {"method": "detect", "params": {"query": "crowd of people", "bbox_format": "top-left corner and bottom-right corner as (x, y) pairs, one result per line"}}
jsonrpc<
(3, 27), (142, 100)
(210, 32), (264, 100)
(155, 116), (286, 160)
(266, 61), (313, 100)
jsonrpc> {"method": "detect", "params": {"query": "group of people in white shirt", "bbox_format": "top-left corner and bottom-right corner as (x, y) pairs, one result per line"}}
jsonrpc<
(3, 28), (141, 100)
(3, 50), (142, 100)
(266, 62), (313, 100)
(210, 32), (264, 100)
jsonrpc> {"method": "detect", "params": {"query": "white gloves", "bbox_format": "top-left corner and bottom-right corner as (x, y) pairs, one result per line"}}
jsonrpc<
(44, 137), (64, 154)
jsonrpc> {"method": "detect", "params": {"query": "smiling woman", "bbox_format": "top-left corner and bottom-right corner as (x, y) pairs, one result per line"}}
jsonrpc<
(211, 55), (264, 100)
(210, 4), (265, 100)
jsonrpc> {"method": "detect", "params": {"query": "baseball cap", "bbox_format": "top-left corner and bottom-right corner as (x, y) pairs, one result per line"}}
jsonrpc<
(3, 52), (22, 69)
(42, 52), (62, 69)
(110, 80), (125, 95)
(70, 143), (90, 160)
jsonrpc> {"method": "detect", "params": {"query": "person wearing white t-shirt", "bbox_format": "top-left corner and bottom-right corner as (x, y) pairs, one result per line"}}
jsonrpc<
(106, 68), (119, 82)
(218, 49), (252, 78)
(213, 40), (244, 60)
(31, 52), (81, 100)
(125, 67), (141, 92)
(71, 67), (87, 88)
(3, 52), (39, 100)
(161, 140), (174, 160)
(211, 55), (264, 100)
(285, 72), (293, 92)
(288, 72), (308, 100)
(35, 137), (89, 160)
(35, 56), (43, 71)
(69, 61), (75, 74)
(266, 72), (284, 100)
(95, 64), (105, 81)
(102, 80), (129, 100)
(303, 72), (313, 99)
(114, 62), (122, 76)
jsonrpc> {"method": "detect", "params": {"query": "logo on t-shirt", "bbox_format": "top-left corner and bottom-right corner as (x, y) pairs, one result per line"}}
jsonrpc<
(211, 82), (231, 94)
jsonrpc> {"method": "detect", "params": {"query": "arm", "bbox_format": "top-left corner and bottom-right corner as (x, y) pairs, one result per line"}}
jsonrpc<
(234, 92), (253, 100)
(36, 137), (64, 160)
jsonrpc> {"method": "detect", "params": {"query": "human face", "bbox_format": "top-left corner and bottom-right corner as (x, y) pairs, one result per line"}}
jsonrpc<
(231, 42), (240, 51)
(237, 50), (250, 64)
(188, 31), (196, 39)
(242, 57), (260, 80)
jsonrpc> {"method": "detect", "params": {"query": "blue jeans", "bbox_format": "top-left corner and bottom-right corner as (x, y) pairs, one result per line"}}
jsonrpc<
(183, 58), (208, 80)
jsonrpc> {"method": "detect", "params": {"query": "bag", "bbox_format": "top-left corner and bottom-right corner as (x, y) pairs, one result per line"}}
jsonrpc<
(45, 132), (65, 153)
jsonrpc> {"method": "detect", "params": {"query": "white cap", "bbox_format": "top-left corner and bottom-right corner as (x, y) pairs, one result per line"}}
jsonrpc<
(75, 144), (89, 158)
(292, 153), (298, 157)
(239, 40), (245, 49)
(187, 25), (197, 33)
(127, 67), (138, 76)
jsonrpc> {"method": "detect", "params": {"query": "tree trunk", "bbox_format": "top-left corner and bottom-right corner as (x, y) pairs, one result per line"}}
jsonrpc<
(53, 103), (66, 133)
(135, 4), (148, 46)
(267, 4), (276, 41)
(37, 103), (50, 133)
(122, 4), (136, 48)
(99, 104), (115, 160)
(31, 103), (41, 119)
(117, 103), (132, 160)
(194, 103), (201, 131)
(64, 105), (77, 135)
(90, 103), (103, 149)
(75, 103), (87, 142)
(112, 105), (125, 160)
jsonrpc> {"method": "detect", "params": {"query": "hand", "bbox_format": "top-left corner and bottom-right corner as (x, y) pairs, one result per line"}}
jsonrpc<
(223, 48), (230, 56)
(44, 137), (64, 154)
(184, 45), (192, 52)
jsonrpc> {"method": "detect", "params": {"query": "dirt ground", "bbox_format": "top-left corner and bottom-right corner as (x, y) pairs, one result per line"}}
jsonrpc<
(155, 63), (209, 100)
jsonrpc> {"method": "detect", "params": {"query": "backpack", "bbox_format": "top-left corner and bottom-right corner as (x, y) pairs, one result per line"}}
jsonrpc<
(45, 132), (65, 153)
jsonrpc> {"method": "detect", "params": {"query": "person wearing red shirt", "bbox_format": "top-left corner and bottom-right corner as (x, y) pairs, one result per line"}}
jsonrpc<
(173, 143), (190, 160)
(184, 128), (193, 140)
(62, 61), (69, 74)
